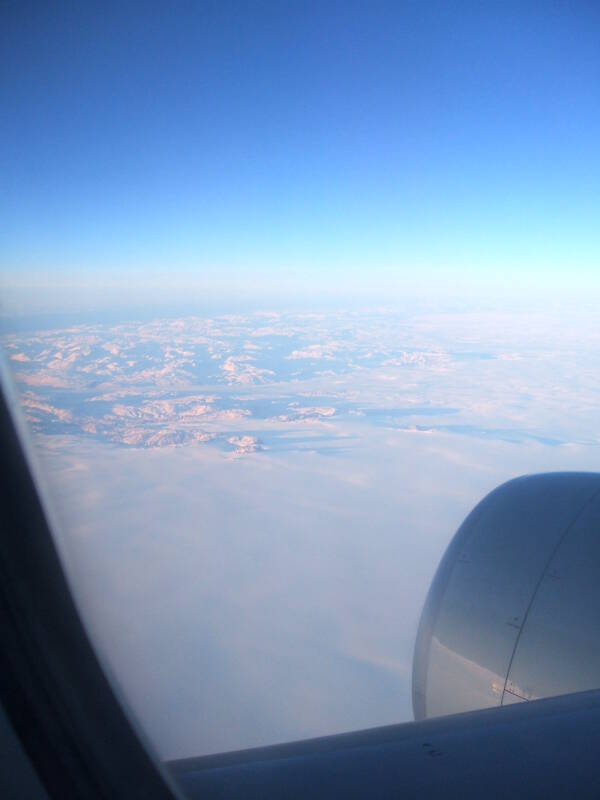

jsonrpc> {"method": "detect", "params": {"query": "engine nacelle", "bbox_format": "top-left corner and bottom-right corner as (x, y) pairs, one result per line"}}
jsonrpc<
(412, 472), (600, 721)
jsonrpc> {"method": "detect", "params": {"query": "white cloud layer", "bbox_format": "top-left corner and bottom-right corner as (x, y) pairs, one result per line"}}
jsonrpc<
(4, 305), (600, 759)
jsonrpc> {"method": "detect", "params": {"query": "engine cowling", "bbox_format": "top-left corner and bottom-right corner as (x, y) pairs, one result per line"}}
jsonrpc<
(412, 472), (600, 721)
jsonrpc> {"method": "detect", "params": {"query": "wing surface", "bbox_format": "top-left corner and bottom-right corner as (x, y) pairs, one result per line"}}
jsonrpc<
(169, 688), (600, 799)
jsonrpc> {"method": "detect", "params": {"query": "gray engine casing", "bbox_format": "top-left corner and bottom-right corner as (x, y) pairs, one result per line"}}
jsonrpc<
(413, 472), (600, 720)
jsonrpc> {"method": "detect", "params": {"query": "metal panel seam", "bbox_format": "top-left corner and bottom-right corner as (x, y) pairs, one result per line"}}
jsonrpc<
(500, 485), (600, 705)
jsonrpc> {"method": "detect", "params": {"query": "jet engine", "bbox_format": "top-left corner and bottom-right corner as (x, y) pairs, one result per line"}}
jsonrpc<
(412, 472), (600, 720)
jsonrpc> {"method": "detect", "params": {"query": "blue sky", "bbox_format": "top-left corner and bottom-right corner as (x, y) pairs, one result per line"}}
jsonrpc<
(1, 1), (599, 305)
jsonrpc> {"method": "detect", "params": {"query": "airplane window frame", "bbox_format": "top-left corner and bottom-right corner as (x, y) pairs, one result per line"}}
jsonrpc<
(0, 375), (181, 800)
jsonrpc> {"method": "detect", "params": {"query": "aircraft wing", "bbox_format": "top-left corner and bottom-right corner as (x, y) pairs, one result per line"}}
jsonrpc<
(169, 688), (600, 798)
